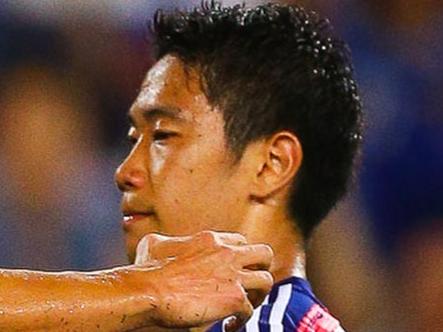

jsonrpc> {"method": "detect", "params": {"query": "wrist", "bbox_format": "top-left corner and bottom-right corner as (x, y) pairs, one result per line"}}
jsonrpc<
(115, 265), (162, 328)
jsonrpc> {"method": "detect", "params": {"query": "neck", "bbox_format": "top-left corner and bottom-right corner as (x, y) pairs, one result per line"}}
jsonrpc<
(191, 206), (305, 332)
(239, 202), (306, 282)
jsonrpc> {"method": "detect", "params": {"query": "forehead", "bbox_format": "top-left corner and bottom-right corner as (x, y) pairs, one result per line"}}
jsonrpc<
(132, 55), (211, 120)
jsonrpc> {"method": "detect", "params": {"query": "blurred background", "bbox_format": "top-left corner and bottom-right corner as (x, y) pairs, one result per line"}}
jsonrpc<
(0, 1), (441, 331)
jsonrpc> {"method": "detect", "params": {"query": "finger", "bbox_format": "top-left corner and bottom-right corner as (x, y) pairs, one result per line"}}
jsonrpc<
(136, 233), (181, 264)
(149, 235), (193, 260)
(239, 270), (273, 294)
(225, 300), (254, 332)
(239, 270), (273, 307)
(213, 232), (248, 246)
(135, 236), (150, 265)
(193, 231), (247, 247)
(220, 283), (253, 332)
(233, 244), (274, 270)
(148, 232), (248, 260)
(223, 316), (239, 332)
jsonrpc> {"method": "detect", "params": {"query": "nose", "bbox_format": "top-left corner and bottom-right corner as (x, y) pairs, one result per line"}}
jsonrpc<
(115, 149), (147, 192)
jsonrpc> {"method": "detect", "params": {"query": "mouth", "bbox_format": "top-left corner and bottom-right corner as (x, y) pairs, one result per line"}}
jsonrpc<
(121, 210), (155, 230)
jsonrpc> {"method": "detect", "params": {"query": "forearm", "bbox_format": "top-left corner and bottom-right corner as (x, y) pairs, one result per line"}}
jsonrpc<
(0, 266), (158, 331)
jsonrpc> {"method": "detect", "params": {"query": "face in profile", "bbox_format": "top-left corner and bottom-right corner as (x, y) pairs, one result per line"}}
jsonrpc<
(115, 55), (254, 261)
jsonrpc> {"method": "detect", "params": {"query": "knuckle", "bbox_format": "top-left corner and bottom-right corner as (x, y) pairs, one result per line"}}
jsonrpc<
(232, 286), (247, 305)
(219, 245), (235, 259)
(197, 230), (217, 246)
(238, 234), (247, 243)
(229, 233), (247, 246)
(262, 272), (274, 289)
(144, 233), (157, 240)
(262, 244), (274, 258)
(152, 233), (172, 247)
(144, 233), (160, 243)
(227, 232), (245, 240)
(234, 232), (246, 239)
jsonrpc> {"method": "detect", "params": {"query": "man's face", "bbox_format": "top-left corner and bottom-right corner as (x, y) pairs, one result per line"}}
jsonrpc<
(115, 55), (252, 261)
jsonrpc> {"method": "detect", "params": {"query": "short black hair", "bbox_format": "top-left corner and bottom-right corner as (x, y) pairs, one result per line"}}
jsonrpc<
(151, 1), (363, 238)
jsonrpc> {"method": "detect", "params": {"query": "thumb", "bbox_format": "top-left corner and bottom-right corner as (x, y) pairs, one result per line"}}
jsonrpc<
(224, 315), (244, 332)
(135, 236), (151, 265)
(224, 306), (252, 332)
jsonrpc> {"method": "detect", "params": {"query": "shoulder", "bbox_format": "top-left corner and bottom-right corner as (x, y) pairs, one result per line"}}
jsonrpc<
(208, 277), (345, 332)
(282, 278), (344, 332)
(293, 303), (345, 332)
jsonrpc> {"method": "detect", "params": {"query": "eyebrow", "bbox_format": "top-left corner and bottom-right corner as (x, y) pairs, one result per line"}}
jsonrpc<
(128, 106), (186, 126)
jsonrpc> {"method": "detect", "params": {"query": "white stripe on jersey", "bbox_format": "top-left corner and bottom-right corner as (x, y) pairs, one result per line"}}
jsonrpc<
(268, 284), (293, 332)
(244, 295), (270, 332)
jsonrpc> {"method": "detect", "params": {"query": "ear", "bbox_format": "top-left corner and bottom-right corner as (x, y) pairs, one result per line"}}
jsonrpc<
(251, 131), (303, 200)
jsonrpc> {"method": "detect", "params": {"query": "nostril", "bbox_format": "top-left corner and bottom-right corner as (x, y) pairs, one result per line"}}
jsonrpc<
(116, 179), (128, 192)
(117, 169), (146, 190)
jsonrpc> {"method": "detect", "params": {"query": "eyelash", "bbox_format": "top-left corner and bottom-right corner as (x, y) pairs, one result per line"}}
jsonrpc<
(127, 130), (177, 146)
(127, 136), (137, 146)
(152, 130), (177, 141)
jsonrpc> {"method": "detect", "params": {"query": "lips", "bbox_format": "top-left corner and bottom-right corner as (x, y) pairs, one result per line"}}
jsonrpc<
(122, 211), (155, 230)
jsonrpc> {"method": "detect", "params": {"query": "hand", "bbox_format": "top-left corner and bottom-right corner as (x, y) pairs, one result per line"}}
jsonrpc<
(134, 231), (274, 329)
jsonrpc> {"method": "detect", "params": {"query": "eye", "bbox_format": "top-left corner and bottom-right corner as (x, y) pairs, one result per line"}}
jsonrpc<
(152, 130), (178, 142)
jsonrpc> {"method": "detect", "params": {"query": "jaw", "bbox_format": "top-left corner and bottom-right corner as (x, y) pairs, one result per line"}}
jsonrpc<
(238, 203), (306, 282)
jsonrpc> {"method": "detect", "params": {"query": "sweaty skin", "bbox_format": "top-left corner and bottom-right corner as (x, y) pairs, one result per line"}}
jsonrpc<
(0, 231), (273, 331)
(116, 55), (306, 332)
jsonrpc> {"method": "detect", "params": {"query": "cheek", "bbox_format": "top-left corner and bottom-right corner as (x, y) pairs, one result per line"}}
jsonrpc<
(163, 172), (243, 234)
(147, 128), (243, 233)
(153, 162), (234, 232)
(149, 144), (168, 176)
(150, 136), (226, 193)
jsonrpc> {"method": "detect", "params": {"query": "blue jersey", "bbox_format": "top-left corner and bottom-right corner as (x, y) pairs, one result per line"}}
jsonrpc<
(208, 277), (345, 332)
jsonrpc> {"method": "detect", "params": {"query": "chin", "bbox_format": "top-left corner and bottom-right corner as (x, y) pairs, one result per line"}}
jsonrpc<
(127, 251), (136, 264)
(125, 237), (138, 263)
